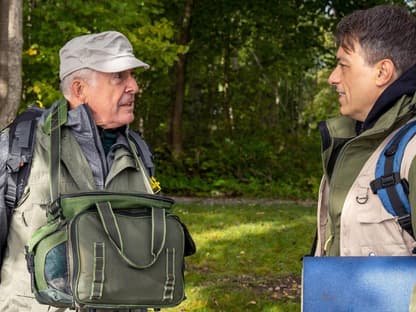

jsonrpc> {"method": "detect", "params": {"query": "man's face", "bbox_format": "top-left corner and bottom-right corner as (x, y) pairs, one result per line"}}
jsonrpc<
(84, 69), (139, 129)
(328, 41), (381, 122)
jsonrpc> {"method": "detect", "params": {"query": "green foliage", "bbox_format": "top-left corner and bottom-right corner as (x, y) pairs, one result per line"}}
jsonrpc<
(156, 130), (322, 199)
(170, 202), (316, 311)
(300, 68), (340, 130)
(22, 0), (182, 108)
(20, 0), (414, 200)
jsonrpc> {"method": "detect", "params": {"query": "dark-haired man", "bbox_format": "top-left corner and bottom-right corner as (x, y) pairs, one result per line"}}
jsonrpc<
(314, 5), (416, 257)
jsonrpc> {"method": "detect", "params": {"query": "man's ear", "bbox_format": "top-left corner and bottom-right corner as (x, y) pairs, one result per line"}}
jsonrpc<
(375, 59), (397, 87)
(68, 79), (87, 108)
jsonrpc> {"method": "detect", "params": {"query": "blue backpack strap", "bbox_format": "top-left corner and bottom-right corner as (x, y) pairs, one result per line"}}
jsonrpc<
(370, 120), (416, 236)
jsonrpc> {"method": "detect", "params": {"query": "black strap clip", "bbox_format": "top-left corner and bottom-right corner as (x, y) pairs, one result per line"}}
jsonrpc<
(398, 214), (413, 237)
(370, 172), (401, 194)
(48, 198), (63, 220)
(24, 246), (34, 273)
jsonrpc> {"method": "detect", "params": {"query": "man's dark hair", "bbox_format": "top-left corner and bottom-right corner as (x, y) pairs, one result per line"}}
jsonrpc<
(335, 5), (416, 75)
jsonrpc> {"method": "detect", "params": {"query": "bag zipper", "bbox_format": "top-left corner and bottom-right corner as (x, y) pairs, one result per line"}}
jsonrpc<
(58, 191), (174, 205)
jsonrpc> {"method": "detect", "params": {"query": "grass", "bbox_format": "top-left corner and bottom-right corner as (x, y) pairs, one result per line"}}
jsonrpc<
(168, 201), (316, 311)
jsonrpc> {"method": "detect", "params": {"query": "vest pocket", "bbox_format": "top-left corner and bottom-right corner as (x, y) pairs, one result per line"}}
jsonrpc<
(351, 183), (411, 255)
(356, 205), (396, 224)
(355, 188), (396, 224)
(355, 193), (411, 255)
(360, 244), (411, 256)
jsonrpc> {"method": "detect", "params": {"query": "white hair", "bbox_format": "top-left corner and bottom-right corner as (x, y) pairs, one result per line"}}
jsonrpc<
(60, 68), (97, 100)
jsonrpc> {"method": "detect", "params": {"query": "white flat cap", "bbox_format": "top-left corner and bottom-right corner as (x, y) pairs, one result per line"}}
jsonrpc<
(59, 31), (149, 80)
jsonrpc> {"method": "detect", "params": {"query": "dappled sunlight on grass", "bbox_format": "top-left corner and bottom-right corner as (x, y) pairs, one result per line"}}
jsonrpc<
(196, 220), (299, 244)
(169, 202), (316, 311)
(190, 220), (307, 276)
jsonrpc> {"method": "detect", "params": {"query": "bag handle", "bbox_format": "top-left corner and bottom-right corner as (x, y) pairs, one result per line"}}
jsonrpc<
(96, 202), (166, 269)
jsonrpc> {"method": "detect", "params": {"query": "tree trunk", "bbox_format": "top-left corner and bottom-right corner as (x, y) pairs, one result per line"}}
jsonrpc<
(0, 0), (23, 129)
(223, 34), (234, 137)
(169, 0), (193, 158)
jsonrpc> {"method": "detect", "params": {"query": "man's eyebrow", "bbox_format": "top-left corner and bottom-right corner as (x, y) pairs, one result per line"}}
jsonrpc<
(336, 56), (349, 63)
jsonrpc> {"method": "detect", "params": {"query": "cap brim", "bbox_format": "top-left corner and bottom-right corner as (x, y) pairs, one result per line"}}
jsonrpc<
(89, 56), (150, 73)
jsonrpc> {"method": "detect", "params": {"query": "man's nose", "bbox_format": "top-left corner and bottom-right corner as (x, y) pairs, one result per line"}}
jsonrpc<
(328, 66), (340, 85)
(125, 75), (139, 94)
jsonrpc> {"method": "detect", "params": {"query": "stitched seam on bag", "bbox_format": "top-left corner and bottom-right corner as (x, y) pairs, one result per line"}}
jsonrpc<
(90, 242), (105, 300)
(163, 248), (175, 301)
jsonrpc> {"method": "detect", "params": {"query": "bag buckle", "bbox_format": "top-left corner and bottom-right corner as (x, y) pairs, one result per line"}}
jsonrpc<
(48, 199), (63, 220)
(24, 246), (34, 273)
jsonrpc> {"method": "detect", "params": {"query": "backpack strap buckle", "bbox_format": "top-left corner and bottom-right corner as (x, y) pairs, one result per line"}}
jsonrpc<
(370, 172), (402, 194)
(397, 214), (413, 237)
(48, 199), (63, 220)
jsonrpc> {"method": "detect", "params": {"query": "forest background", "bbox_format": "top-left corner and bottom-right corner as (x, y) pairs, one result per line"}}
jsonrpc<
(2, 0), (416, 200)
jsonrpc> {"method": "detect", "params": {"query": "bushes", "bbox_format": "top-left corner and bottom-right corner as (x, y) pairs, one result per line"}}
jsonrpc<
(154, 131), (322, 199)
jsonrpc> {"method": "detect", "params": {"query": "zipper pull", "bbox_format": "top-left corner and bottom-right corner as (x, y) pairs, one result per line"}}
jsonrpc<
(324, 235), (333, 255)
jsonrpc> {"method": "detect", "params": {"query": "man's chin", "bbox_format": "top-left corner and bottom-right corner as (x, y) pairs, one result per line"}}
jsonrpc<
(339, 106), (347, 116)
(122, 115), (135, 126)
(103, 116), (135, 129)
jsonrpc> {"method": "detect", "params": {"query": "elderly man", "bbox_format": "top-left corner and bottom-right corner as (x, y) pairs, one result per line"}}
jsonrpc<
(0, 31), (155, 311)
(314, 5), (416, 257)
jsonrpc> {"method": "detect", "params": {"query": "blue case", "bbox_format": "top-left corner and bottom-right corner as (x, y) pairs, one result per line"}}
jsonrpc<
(302, 256), (416, 312)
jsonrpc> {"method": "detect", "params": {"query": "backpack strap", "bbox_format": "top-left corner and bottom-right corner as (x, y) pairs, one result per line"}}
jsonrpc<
(128, 130), (155, 177)
(128, 130), (161, 193)
(5, 106), (44, 210)
(370, 120), (416, 236)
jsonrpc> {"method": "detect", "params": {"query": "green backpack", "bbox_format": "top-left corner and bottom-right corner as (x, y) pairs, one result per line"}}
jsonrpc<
(24, 101), (196, 310)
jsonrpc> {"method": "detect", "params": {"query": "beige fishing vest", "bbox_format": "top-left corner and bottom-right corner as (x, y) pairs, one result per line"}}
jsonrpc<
(0, 125), (152, 312)
(316, 123), (416, 257)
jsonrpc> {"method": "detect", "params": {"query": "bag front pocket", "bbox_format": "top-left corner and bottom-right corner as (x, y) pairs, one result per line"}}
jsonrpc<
(27, 223), (73, 307)
(69, 206), (186, 309)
